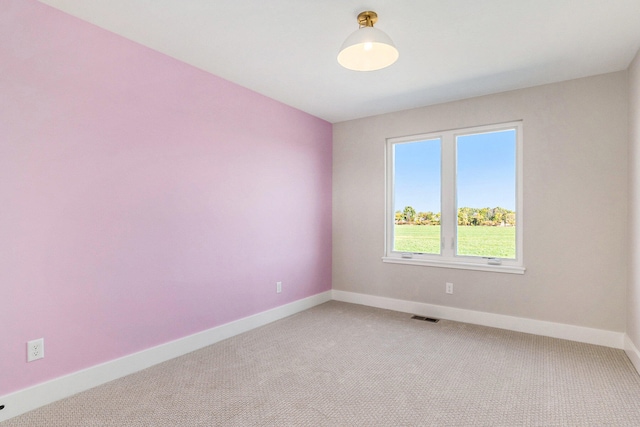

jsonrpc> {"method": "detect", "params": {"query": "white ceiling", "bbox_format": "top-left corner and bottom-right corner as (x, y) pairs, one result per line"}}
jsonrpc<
(38, 0), (640, 123)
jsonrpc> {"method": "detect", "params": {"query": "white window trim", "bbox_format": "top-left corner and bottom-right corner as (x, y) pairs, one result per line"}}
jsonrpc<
(383, 121), (525, 274)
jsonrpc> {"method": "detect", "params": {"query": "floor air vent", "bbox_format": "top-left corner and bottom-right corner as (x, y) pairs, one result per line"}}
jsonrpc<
(411, 315), (440, 323)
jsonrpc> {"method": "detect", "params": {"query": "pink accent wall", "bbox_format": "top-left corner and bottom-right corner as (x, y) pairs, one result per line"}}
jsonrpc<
(0, 1), (332, 395)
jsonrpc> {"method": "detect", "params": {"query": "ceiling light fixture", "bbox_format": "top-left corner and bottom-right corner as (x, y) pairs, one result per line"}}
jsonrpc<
(337, 11), (399, 72)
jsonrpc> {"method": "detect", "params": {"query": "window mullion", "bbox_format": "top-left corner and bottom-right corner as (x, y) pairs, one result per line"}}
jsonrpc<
(440, 133), (456, 258)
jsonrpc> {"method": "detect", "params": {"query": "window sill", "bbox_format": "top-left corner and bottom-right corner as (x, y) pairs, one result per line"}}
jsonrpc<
(381, 257), (526, 274)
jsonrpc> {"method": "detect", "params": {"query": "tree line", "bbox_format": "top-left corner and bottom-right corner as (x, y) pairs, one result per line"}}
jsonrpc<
(396, 206), (516, 226)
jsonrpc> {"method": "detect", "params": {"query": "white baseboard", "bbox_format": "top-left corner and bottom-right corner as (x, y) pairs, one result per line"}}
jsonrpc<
(0, 291), (332, 423)
(332, 290), (625, 349)
(2, 289), (628, 423)
(624, 334), (640, 374)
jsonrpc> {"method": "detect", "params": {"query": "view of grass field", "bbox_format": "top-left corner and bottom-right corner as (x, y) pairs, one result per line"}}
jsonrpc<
(394, 225), (516, 258)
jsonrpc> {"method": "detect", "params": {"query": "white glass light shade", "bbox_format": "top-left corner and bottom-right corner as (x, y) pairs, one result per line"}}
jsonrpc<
(337, 26), (399, 71)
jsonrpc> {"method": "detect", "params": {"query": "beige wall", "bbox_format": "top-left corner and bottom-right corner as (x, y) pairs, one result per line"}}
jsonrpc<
(628, 50), (640, 344)
(333, 72), (628, 332)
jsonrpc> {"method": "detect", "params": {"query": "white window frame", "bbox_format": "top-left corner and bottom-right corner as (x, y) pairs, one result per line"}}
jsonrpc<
(383, 121), (525, 274)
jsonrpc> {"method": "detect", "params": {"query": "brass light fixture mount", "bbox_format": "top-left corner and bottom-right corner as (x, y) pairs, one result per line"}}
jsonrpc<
(357, 11), (378, 28)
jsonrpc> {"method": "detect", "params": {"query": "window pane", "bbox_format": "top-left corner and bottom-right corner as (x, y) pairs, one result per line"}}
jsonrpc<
(456, 130), (516, 258)
(393, 139), (441, 254)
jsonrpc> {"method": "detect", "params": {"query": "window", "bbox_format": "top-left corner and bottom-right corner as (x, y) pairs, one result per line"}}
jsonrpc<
(384, 121), (524, 274)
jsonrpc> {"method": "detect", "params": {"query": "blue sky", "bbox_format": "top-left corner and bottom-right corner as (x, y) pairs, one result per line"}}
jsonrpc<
(394, 130), (516, 213)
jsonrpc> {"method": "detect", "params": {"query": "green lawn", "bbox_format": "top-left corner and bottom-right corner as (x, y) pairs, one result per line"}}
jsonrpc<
(394, 225), (515, 258)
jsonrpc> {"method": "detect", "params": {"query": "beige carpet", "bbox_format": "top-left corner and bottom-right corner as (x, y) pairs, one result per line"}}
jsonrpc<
(4, 301), (640, 426)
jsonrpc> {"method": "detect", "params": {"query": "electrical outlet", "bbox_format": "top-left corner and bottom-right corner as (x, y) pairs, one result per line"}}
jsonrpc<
(446, 282), (453, 294)
(276, 281), (282, 294)
(27, 338), (44, 362)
